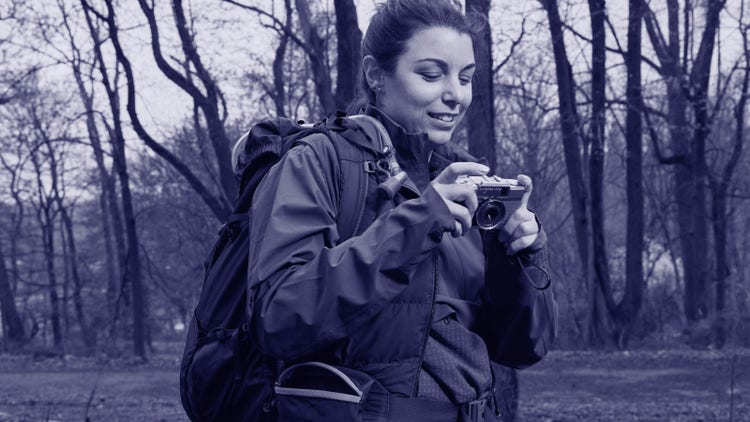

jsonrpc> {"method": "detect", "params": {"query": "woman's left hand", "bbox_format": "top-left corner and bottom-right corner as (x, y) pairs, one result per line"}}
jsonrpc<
(499, 174), (539, 255)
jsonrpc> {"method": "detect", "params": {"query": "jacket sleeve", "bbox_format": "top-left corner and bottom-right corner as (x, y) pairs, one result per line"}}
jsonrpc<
(479, 226), (558, 369)
(247, 134), (455, 361)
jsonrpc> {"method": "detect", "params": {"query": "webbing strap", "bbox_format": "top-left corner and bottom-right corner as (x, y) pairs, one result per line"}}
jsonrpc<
(387, 396), (499, 422)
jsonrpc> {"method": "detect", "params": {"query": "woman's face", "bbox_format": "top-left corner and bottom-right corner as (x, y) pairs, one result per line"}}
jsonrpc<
(377, 26), (475, 145)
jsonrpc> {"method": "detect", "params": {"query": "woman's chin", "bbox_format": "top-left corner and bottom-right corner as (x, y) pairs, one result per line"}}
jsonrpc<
(426, 131), (454, 145)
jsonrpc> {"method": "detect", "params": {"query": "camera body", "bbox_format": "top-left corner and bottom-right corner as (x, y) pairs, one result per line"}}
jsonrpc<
(456, 175), (526, 230)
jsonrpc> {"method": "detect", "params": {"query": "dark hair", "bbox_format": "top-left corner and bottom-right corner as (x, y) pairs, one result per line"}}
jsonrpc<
(347, 0), (486, 114)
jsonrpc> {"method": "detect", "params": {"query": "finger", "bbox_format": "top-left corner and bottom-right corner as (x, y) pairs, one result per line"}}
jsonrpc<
(508, 233), (539, 255)
(432, 184), (479, 214)
(446, 201), (472, 235)
(516, 174), (533, 209)
(434, 162), (489, 184)
(451, 221), (463, 238)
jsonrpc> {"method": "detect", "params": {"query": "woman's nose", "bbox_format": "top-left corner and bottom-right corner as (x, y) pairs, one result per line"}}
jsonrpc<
(441, 77), (467, 107)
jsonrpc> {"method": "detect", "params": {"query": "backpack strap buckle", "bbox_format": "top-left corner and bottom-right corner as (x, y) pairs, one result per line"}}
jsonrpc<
(461, 398), (487, 422)
(363, 159), (391, 178)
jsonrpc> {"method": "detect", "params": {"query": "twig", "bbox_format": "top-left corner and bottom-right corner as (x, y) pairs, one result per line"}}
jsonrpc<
(83, 366), (104, 421)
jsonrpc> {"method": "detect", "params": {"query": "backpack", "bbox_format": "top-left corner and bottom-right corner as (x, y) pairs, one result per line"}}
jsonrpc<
(179, 113), (399, 421)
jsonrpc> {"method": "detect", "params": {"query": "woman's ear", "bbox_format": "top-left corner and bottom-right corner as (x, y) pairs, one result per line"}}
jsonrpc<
(362, 55), (384, 92)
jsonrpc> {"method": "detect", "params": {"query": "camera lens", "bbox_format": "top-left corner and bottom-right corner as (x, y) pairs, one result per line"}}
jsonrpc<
(476, 200), (505, 230)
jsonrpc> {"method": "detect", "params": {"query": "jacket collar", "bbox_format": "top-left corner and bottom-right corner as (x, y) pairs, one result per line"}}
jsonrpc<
(364, 106), (433, 190)
(362, 106), (483, 189)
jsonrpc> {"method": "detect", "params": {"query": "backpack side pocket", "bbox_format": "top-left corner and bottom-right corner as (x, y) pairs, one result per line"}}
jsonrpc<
(275, 362), (389, 422)
(186, 327), (276, 421)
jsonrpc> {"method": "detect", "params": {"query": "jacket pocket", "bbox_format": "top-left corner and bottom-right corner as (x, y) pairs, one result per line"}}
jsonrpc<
(274, 362), (389, 422)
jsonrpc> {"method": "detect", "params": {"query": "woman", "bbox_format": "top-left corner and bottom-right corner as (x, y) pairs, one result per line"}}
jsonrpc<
(248, 0), (557, 420)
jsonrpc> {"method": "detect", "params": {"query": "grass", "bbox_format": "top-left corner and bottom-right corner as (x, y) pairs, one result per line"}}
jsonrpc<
(0, 346), (747, 421)
(518, 349), (749, 421)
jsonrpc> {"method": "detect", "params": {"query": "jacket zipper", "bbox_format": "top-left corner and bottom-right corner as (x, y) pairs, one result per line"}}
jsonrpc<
(412, 253), (438, 397)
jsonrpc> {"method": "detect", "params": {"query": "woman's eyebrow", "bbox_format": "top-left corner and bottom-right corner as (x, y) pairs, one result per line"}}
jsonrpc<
(415, 58), (476, 72)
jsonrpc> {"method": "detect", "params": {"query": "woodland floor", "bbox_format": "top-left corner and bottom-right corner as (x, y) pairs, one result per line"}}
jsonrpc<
(0, 344), (747, 421)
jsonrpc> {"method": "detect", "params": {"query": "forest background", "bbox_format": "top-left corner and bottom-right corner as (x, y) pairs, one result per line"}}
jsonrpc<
(0, 0), (748, 420)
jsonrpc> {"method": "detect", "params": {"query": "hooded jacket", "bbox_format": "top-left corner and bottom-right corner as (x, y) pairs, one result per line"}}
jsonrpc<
(247, 110), (557, 402)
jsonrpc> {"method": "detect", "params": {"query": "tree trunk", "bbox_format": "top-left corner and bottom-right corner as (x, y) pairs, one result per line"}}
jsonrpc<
(58, 197), (97, 352)
(0, 239), (25, 349)
(620, 0), (646, 347)
(333, 0), (362, 110)
(31, 97), (98, 352)
(66, 23), (122, 330)
(540, 0), (590, 268)
(463, 3), (519, 419)
(82, 0), (150, 358)
(586, 0), (619, 345)
(294, 0), (337, 115)
(686, 0), (725, 324)
(645, 0), (727, 326)
(540, 0), (594, 344)
(465, 0), (497, 171)
(31, 151), (63, 349)
(271, 0), (293, 117)
(710, 14), (748, 347)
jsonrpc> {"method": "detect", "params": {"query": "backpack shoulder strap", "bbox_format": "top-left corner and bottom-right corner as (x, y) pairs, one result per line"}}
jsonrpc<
(324, 125), (372, 241)
(325, 114), (407, 240)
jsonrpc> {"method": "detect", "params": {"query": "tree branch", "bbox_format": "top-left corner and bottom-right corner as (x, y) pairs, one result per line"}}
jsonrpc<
(222, 0), (312, 56)
(493, 17), (526, 75)
(560, 20), (661, 72)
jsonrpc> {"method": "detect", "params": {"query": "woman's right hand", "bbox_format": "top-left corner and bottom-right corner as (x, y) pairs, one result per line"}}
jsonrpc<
(431, 162), (490, 237)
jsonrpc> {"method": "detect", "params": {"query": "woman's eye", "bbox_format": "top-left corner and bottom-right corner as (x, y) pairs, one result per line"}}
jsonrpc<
(420, 73), (442, 81)
(459, 73), (474, 85)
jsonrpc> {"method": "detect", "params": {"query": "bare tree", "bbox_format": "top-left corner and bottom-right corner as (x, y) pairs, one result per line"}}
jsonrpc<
(81, 0), (233, 222)
(333, 0), (362, 110)
(539, 0), (650, 347)
(585, 0), (612, 346)
(0, 1), (37, 106)
(540, 0), (594, 343)
(709, 4), (749, 347)
(56, 0), (123, 333)
(81, 0), (149, 359)
(39, 129), (96, 353)
(644, 0), (727, 325)
(621, 0), (646, 347)
(225, 0), (361, 117)
(465, 0), (497, 171)
(136, 0), (236, 207)
(29, 136), (63, 349)
(0, 238), (25, 349)
(0, 108), (27, 349)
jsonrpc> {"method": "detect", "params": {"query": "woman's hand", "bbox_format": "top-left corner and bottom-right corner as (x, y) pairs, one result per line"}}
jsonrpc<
(431, 162), (489, 237)
(499, 174), (540, 255)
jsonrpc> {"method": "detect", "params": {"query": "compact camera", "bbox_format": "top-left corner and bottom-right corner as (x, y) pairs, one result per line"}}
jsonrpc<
(456, 175), (526, 230)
